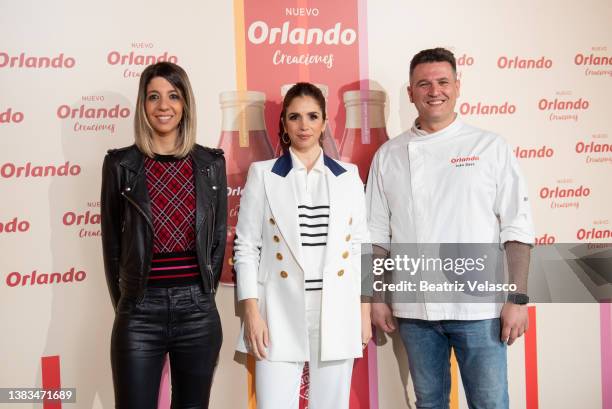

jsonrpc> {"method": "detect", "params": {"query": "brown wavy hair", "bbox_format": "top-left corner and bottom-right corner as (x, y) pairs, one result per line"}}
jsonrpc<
(278, 82), (327, 152)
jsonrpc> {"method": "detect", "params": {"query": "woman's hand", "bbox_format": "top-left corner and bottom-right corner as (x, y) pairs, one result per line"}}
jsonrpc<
(242, 298), (269, 360)
(361, 303), (372, 350)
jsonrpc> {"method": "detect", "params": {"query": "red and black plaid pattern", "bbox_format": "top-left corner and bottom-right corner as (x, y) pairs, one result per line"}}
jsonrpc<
(145, 155), (196, 253)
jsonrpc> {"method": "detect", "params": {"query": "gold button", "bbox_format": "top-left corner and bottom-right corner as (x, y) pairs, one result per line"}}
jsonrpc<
(276, 252), (283, 261)
(342, 251), (349, 259)
(337, 269), (345, 277)
(280, 270), (288, 278)
(273, 235), (280, 243)
(228, 256), (234, 266)
(349, 217), (353, 225)
(345, 234), (351, 241)
(269, 218), (276, 225)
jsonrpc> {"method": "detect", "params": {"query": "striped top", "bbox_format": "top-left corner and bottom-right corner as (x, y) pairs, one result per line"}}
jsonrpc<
(145, 154), (201, 287)
(289, 148), (328, 291)
(299, 204), (329, 246)
(148, 250), (200, 287)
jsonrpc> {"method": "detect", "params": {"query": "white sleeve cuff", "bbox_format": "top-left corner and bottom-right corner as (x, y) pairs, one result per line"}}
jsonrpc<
(500, 230), (535, 248)
(235, 264), (259, 301)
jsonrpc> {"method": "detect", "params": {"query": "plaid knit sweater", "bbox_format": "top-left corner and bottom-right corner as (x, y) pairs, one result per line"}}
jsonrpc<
(144, 154), (201, 287)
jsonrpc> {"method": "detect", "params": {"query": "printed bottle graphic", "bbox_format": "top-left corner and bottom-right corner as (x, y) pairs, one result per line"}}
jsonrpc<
(218, 91), (273, 285)
(276, 83), (340, 159)
(339, 90), (389, 182)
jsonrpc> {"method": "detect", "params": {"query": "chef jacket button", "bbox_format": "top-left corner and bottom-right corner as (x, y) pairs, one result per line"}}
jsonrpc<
(269, 218), (276, 225)
(345, 234), (351, 241)
(342, 251), (349, 259)
(276, 252), (283, 261)
(273, 235), (280, 243)
(337, 269), (345, 277)
(280, 271), (288, 278)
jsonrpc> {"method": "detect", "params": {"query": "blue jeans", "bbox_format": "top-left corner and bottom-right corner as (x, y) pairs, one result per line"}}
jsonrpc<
(398, 318), (508, 409)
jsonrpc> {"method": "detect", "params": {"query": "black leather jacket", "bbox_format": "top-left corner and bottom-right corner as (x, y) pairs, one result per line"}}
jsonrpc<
(100, 144), (227, 310)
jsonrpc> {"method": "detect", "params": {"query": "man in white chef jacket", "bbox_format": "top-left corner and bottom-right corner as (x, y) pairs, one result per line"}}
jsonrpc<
(366, 47), (535, 409)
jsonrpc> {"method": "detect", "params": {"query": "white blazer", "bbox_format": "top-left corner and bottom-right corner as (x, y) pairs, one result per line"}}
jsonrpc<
(234, 152), (370, 362)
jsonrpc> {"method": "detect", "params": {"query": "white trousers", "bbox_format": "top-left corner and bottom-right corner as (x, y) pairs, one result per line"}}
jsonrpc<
(255, 291), (354, 409)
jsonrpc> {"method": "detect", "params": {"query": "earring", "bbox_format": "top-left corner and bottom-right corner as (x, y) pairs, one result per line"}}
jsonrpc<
(282, 133), (290, 145)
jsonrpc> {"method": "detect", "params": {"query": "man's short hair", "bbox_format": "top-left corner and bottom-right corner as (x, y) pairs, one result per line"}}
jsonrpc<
(410, 48), (457, 79)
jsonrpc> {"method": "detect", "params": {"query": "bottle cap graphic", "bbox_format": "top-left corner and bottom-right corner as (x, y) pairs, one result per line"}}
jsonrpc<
(217, 90), (273, 285)
(280, 83), (329, 98)
(219, 91), (267, 147)
(343, 89), (386, 129)
(340, 89), (389, 181)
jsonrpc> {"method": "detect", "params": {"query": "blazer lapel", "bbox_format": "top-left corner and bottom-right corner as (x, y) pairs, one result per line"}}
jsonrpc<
(265, 153), (306, 273)
(323, 155), (348, 268)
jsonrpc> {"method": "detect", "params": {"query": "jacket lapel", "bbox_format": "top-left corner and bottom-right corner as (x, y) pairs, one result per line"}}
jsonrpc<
(265, 152), (305, 273)
(265, 152), (349, 273)
(191, 149), (215, 233)
(119, 147), (153, 229)
(324, 161), (347, 268)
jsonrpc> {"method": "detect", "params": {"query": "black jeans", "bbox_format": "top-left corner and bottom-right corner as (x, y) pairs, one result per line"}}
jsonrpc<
(111, 284), (222, 409)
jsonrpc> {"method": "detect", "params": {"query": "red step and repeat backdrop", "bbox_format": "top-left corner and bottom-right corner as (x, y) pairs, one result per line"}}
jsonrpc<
(1, 0), (611, 408)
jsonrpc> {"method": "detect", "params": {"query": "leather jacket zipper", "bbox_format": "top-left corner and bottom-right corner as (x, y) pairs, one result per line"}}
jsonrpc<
(206, 163), (217, 293)
(195, 165), (210, 235)
(121, 190), (154, 231)
(207, 202), (216, 293)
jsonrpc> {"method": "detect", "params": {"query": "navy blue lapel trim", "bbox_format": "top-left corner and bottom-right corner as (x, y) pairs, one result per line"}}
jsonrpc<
(323, 155), (347, 176)
(271, 150), (347, 177)
(271, 151), (293, 177)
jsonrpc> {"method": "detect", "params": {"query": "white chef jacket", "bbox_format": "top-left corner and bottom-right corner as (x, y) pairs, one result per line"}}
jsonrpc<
(366, 117), (535, 320)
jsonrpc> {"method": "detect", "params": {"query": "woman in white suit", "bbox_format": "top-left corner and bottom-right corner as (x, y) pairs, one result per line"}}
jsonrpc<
(234, 82), (371, 409)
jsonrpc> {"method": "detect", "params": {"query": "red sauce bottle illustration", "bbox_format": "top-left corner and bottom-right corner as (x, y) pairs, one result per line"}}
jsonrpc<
(339, 90), (389, 182)
(217, 91), (273, 285)
(276, 83), (340, 159)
